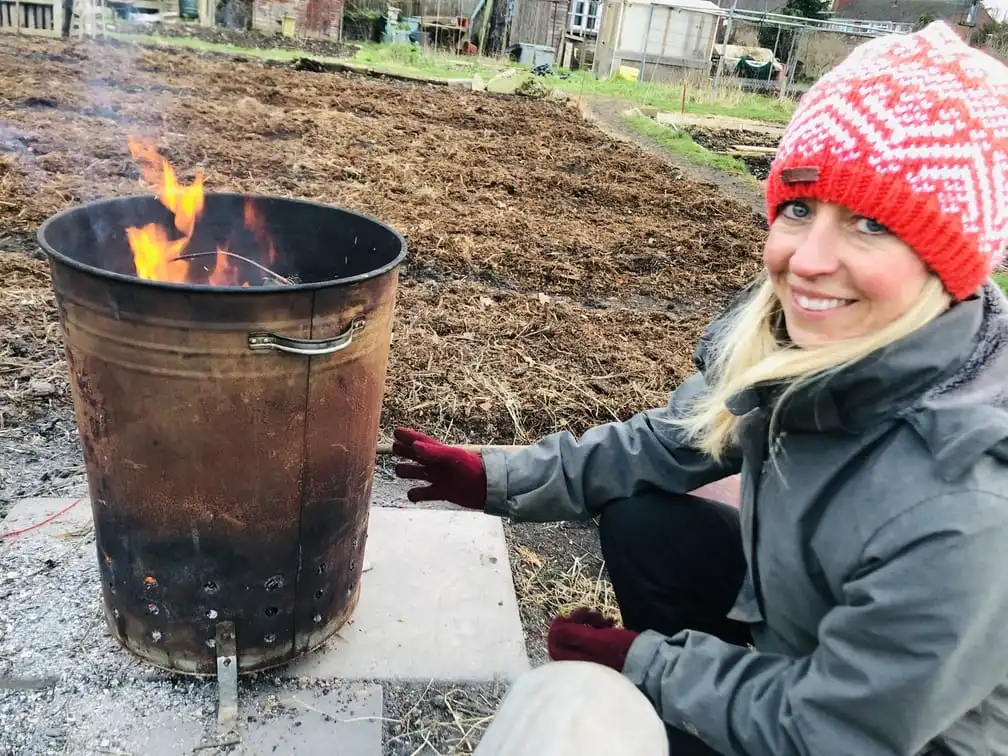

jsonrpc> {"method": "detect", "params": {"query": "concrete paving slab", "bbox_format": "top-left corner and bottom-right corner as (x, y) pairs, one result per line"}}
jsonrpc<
(4, 497), (530, 685)
(285, 507), (530, 683)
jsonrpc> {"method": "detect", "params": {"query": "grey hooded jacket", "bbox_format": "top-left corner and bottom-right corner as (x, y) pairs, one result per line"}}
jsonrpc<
(481, 281), (1008, 756)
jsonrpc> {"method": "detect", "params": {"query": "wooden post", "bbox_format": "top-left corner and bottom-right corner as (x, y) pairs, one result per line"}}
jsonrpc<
(434, 0), (440, 48)
(478, 0), (492, 54)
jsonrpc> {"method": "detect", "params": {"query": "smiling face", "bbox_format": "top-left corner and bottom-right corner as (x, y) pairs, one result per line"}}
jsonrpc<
(763, 199), (936, 348)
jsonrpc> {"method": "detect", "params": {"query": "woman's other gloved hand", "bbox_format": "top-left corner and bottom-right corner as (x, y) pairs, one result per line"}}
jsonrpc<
(547, 608), (639, 671)
(392, 427), (487, 510)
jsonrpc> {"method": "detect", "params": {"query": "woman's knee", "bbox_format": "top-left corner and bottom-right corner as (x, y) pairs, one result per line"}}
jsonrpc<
(474, 661), (668, 756)
(599, 489), (741, 559)
(598, 490), (691, 565)
(598, 491), (659, 552)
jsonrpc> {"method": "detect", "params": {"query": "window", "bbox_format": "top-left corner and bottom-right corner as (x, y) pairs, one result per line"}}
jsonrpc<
(570, 0), (601, 33)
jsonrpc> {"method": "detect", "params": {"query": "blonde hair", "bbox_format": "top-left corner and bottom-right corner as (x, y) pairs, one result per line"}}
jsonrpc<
(676, 275), (954, 461)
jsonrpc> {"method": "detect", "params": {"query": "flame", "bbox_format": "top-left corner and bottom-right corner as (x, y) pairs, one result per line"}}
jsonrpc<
(244, 200), (277, 267)
(207, 247), (240, 287)
(124, 137), (276, 287)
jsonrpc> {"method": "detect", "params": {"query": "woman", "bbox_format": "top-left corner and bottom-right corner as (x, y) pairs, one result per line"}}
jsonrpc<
(394, 21), (1008, 756)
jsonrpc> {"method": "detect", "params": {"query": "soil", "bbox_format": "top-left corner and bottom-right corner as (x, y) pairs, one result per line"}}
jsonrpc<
(0, 35), (768, 754)
(686, 126), (781, 181)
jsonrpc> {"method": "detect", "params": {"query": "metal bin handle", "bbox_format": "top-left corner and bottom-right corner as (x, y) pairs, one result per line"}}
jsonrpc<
(248, 318), (366, 356)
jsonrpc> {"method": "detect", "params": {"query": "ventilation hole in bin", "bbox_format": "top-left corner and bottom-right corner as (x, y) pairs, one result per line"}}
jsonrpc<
(317, 562), (326, 574)
(204, 581), (219, 595)
(314, 589), (324, 599)
(265, 606), (279, 617)
(206, 609), (218, 620)
(145, 603), (159, 616)
(151, 630), (162, 642)
(264, 633), (276, 645)
(206, 638), (216, 648)
(313, 613), (322, 624)
(264, 575), (284, 591)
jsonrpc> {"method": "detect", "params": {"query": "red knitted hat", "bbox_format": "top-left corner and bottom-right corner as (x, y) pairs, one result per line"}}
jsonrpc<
(766, 21), (1008, 301)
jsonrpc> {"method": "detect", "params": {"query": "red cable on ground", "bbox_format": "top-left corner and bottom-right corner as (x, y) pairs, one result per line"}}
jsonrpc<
(0, 498), (84, 540)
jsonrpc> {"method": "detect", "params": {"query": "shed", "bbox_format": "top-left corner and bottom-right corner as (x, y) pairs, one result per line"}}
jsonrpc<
(253, 0), (343, 38)
(593, 0), (721, 80)
(509, 0), (570, 51)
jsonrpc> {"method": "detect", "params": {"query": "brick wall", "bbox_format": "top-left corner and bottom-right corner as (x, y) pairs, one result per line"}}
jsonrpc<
(253, 0), (342, 38)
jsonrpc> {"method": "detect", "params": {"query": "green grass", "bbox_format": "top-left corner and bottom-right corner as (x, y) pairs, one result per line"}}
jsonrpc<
(352, 42), (511, 80)
(108, 32), (510, 81)
(995, 271), (1008, 294)
(552, 70), (797, 124)
(109, 31), (320, 62)
(621, 114), (751, 175)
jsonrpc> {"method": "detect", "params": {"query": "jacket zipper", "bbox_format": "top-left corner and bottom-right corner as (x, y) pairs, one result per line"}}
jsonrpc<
(753, 430), (786, 617)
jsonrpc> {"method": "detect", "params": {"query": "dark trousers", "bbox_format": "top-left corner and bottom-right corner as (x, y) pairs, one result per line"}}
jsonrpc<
(598, 489), (750, 756)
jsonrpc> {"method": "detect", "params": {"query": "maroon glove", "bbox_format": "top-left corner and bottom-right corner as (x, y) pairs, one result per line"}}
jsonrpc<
(547, 608), (639, 671)
(392, 427), (487, 510)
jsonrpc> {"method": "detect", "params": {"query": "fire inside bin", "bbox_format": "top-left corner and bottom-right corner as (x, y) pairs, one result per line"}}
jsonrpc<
(36, 140), (408, 675)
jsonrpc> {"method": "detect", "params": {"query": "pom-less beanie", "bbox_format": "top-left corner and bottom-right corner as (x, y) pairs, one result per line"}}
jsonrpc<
(765, 21), (1008, 301)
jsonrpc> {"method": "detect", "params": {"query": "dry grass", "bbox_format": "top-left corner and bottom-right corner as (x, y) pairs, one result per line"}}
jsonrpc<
(0, 255), (65, 431)
(512, 540), (621, 625)
(385, 680), (504, 755)
(382, 281), (712, 445)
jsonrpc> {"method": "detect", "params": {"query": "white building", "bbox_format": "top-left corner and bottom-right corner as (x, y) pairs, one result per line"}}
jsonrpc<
(587, 0), (722, 80)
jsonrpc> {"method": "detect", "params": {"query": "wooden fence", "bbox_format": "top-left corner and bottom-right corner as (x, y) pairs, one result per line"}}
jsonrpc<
(0, 0), (61, 35)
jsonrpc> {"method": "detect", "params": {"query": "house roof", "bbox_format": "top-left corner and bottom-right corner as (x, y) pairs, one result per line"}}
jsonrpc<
(713, 0), (790, 11)
(650, 0), (723, 10)
(712, 0), (994, 23)
(830, 0), (980, 23)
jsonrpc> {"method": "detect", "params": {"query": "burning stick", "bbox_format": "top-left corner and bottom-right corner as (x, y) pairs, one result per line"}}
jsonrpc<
(174, 250), (294, 287)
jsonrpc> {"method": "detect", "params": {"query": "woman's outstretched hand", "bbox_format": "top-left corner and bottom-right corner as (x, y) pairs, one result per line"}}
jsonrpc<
(392, 427), (487, 510)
